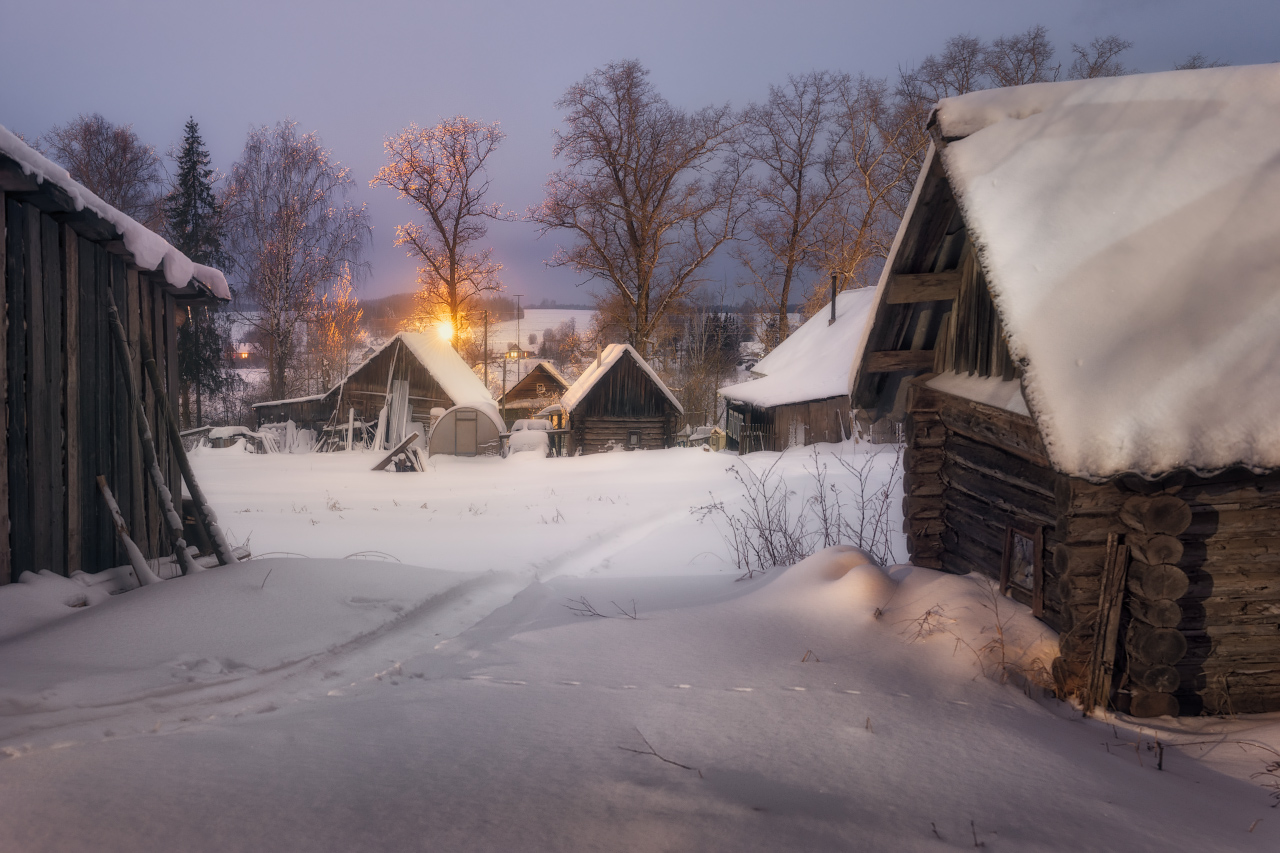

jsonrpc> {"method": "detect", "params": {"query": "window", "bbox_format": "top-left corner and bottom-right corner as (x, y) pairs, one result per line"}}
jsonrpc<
(628, 430), (641, 448)
(536, 383), (545, 394)
(1001, 526), (1043, 617)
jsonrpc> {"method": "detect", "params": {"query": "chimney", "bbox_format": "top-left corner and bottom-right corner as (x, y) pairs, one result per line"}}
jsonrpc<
(828, 273), (838, 325)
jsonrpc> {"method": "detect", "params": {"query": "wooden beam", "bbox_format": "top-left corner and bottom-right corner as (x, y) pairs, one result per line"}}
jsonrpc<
(885, 271), (961, 304)
(63, 224), (81, 575)
(864, 349), (936, 373)
(0, 193), (8, 584)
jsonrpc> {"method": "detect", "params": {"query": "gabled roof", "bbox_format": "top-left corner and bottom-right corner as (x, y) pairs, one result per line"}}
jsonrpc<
(256, 331), (494, 410)
(490, 359), (570, 401)
(0, 125), (230, 301)
(559, 343), (683, 415)
(719, 288), (877, 408)
(925, 63), (1280, 480)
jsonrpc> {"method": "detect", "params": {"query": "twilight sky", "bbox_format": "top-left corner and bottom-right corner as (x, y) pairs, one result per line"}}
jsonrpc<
(2, 0), (1276, 304)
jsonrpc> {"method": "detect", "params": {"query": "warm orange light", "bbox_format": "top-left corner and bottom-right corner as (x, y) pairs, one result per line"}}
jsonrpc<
(435, 318), (454, 341)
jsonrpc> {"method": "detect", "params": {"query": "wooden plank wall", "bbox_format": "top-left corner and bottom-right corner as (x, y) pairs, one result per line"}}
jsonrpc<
(1, 194), (188, 581)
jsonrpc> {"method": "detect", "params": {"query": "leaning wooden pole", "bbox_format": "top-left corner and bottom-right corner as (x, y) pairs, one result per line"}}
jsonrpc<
(104, 290), (202, 577)
(134, 316), (239, 566)
(97, 475), (162, 587)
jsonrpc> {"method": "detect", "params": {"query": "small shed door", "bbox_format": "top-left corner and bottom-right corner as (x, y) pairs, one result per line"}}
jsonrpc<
(456, 409), (478, 456)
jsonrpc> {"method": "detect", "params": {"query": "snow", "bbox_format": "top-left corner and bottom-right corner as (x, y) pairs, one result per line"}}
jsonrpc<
(391, 332), (496, 408)
(560, 343), (683, 414)
(932, 63), (1280, 480)
(4, 442), (1280, 848)
(484, 308), (595, 355)
(507, 428), (550, 455)
(720, 288), (878, 408)
(0, 124), (231, 301)
(927, 371), (1030, 417)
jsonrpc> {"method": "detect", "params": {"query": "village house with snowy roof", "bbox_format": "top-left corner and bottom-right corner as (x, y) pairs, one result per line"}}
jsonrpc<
(851, 64), (1280, 717)
(539, 343), (681, 455)
(719, 287), (877, 453)
(0, 126), (231, 585)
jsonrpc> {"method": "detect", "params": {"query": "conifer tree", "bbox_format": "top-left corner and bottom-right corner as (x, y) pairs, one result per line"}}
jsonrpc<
(165, 118), (236, 428)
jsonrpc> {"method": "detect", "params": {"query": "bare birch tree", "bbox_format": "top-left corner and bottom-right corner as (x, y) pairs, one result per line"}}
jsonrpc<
(810, 76), (931, 312)
(370, 117), (508, 348)
(984, 24), (1060, 87)
(223, 121), (370, 399)
(1068, 36), (1134, 79)
(41, 113), (165, 224)
(531, 60), (747, 357)
(735, 71), (854, 345)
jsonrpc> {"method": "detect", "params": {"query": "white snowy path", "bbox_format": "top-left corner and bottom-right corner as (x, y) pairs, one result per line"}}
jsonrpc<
(2, 445), (1278, 851)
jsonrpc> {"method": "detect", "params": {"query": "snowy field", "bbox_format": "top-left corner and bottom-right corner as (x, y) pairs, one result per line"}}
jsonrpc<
(3, 442), (1280, 851)
(485, 308), (595, 356)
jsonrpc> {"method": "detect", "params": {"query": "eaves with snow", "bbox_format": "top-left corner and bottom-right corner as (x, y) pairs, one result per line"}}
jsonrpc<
(930, 63), (1280, 481)
(719, 288), (877, 409)
(559, 343), (683, 415)
(0, 125), (231, 302)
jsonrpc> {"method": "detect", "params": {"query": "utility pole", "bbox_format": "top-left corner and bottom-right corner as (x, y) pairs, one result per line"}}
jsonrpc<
(514, 294), (524, 390)
(483, 309), (489, 388)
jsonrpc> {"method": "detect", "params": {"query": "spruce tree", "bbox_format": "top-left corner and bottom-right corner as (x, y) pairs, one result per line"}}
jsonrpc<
(165, 118), (236, 428)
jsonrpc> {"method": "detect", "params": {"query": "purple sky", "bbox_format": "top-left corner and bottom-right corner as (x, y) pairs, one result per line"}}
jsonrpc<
(2, 0), (1276, 304)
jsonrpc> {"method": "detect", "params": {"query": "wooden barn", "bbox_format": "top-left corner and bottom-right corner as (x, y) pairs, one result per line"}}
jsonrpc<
(851, 65), (1280, 717)
(720, 287), (875, 453)
(493, 359), (569, 427)
(545, 344), (680, 455)
(256, 331), (497, 451)
(0, 126), (232, 585)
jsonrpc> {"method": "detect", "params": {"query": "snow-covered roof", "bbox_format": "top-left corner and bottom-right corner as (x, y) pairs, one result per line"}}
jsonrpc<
(720, 288), (877, 408)
(559, 343), (683, 415)
(0, 124), (231, 301)
(395, 332), (496, 408)
(930, 63), (1280, 479)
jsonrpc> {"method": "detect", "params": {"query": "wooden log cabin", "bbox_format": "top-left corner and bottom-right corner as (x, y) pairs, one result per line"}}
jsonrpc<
(550, 344), (680, 455)
(494, 359), (568, 428)
(720, 287), (875, 453)
(851, 65), (1280, 717)
(0, 126), (231, 585)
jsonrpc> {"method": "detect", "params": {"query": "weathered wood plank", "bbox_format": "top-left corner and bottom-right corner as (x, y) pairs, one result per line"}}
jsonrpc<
(42, 214), (66, 575)
(934, 389), (1051, 469)
(26, 206), (50, 576)
(63, 224), (80, 574)
(0, 193), (8, 584)
(864, 349), (936, 373)
(885, 271), (960, 304)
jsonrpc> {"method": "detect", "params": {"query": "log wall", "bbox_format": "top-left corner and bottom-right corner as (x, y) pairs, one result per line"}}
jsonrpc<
(906, 378), (1280, 716)
(0, 180), (196, 582)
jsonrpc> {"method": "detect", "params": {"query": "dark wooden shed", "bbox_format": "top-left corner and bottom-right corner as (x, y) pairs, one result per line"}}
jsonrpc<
(555, 344), (681, 455)
(0, 127), (230, 585)
(852, 66), (1280, 717)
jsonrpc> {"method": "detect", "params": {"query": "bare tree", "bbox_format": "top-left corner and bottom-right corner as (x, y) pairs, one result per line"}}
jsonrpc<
(810, 75), (931, 313)
(308, 268), (364, 391)
(984, 24), (1060, 87)
(223, 121), (371, 399)
(370, 117), (508, 348)
(1175, 52), (1229, 70)
(41, 113), (164, 224)
(736, 71), (854, 344)
(531, 60), (747, 357)
(903, 34), (989, 102)
(1068, 35), (1134, 79)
